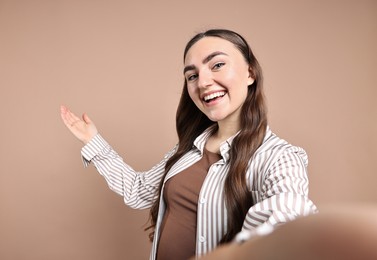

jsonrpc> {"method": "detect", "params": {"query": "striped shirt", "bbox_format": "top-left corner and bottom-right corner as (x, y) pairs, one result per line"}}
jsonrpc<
(81, 126), (318, 259)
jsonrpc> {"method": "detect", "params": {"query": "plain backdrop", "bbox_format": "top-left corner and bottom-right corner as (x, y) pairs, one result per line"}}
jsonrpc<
(0, 0), (376, 259)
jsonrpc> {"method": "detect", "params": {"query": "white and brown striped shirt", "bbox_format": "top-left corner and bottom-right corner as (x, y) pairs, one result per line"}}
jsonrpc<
(81, 126), (318, 259)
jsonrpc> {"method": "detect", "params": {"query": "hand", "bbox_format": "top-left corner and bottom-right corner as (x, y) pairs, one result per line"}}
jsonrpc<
(60, 105), (98, 144)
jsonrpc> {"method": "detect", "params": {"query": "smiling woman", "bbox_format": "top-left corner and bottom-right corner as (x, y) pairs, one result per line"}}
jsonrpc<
(184, 38), (253, 124)
(60, 29), (317, 260)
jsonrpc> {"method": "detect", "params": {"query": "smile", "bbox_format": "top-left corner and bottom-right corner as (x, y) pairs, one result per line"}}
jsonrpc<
(203, 91), (227, 103)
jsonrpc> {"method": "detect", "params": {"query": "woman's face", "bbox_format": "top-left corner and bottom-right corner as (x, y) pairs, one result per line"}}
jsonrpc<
(184, 37), (254, 125)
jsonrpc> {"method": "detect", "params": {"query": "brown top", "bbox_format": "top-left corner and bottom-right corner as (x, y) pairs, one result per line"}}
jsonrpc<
(156, 148), (222, 260)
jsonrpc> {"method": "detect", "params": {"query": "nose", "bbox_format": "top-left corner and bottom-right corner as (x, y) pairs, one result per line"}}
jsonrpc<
(197, 70), (213, 89)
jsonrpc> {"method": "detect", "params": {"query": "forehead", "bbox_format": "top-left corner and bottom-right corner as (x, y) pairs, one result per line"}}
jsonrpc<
(184, 37), (241, 65)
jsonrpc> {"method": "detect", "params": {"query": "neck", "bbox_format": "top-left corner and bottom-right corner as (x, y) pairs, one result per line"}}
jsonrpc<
(215, 119), (240, 141)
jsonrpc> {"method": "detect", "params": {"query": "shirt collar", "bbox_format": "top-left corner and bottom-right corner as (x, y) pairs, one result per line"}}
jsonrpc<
(193, 125), (216, 153)
(192, 126), (238, 163)
(193, 125), (272, 163)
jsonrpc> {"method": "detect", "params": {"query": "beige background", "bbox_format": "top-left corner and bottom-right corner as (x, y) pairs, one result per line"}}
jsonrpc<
(0, 0), (376, 259)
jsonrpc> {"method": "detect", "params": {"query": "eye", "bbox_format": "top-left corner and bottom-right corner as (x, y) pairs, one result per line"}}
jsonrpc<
(212, 62), (225, 70)
(187, 74), (198, 81)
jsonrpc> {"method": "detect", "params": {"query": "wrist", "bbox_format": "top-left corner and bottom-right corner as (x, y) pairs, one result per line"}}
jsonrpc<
(83, 132), (98, 144)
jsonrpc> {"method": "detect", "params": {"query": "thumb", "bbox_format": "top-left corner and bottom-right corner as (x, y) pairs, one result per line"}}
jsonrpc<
(82, 113), (92, 124)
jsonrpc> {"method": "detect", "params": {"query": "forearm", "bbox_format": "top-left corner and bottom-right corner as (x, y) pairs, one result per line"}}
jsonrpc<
(82, 133), (174, 209)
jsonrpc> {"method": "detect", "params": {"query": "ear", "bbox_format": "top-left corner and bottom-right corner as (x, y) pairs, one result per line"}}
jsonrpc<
(247, 68), (255, 86)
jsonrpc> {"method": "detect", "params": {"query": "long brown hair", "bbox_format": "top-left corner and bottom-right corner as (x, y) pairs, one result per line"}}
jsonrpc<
(147, 29), (267, 243)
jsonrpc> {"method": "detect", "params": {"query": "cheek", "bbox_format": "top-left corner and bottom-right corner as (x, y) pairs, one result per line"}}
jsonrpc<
(187, 85), (199, 101)
(223, 68), (247, 85)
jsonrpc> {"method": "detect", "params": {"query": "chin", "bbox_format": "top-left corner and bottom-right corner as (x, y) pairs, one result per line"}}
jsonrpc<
(206, 114), (227, 122)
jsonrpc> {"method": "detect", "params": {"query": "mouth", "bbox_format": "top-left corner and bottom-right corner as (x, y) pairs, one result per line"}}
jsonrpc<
(203, 91), (227, 103)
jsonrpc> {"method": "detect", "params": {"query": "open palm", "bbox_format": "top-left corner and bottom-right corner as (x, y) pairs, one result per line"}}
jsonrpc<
(60, 105), (98, 144)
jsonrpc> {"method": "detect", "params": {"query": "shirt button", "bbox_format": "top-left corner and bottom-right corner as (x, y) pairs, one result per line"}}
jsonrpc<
(200, 198), (206, 204)
(199, 236), (206, 243)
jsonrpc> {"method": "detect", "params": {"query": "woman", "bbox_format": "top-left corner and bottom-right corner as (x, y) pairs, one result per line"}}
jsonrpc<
(61, 29), (317, 260)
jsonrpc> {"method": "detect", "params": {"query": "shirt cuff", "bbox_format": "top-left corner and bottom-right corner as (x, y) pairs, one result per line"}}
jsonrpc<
(81, 133), (109, 167)
(234, 223), (274, 244)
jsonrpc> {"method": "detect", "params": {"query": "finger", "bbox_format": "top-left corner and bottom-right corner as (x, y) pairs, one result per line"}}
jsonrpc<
(60, 105), (71, 126)
(62, 109), (76, 127)
(61, 106), (82, 127)
(67, 109), (81, 123)
(82, 113), (92, 124)
(60, 105), (68, 113)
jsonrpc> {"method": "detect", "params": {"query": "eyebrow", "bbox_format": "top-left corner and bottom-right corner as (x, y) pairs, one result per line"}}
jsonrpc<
(183, 51), (228, 74)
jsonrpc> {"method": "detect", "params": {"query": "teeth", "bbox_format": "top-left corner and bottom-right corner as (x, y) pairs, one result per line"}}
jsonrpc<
(204, 91), (226, 101)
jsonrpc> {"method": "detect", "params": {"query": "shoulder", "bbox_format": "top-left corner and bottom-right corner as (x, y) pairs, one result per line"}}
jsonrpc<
(252, 128), (308, 168)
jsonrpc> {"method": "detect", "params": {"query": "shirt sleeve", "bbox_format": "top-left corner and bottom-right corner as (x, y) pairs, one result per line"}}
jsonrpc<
(81, 133), (177, 210)
(238, 148), (318, 241)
